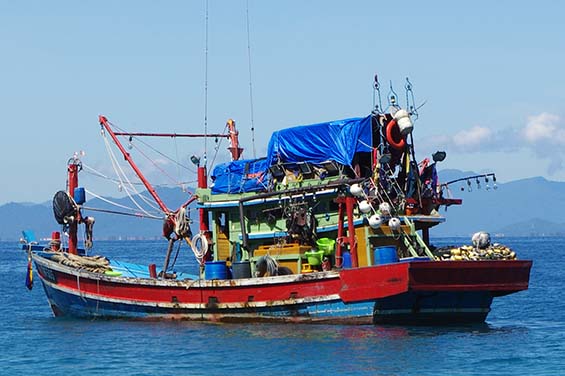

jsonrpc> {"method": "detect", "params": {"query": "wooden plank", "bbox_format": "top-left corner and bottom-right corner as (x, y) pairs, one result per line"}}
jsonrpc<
(355, 225), (370, 267)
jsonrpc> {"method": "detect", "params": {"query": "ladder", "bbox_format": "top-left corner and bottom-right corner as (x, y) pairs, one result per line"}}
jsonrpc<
(401, 216), (435, 259)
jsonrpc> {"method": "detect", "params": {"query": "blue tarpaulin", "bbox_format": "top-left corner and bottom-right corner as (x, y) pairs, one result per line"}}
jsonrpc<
(211, 158), (268, 194)
(210, 115), (373, 194)
(266, 116), (372, 166)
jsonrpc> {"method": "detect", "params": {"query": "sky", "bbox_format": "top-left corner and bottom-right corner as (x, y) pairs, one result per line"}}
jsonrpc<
(1, 0), (564, 204)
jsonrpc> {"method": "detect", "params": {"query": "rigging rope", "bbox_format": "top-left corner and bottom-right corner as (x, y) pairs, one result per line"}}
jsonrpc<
(246, 0), (256, 158)
(209, 123), (228, 169)
(111, 123), (196, 175)
(102, 122), (175, 213)
(84, 188), (162, 217)
(174, 136), (182, 191)
(102, 131), (161, 216)
(129, 139), (184, 190)
(82, 163), (196, 188)
(82, 206), (163, 220)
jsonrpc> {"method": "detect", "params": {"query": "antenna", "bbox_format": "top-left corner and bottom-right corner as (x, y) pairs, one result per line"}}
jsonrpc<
(246, 0), (257, 158)
(373, 74), (382, 114)
(388, 80), (399, 109)
(405, 77), (418, 119)
(203, 0), (209, 168)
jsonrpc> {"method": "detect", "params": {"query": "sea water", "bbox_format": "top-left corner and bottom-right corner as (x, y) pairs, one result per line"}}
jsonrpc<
(1, 237), (563, 376)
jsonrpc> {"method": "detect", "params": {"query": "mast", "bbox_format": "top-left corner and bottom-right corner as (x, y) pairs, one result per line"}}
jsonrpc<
(67, 158), (80, 255)
(197, 166), (209, 233)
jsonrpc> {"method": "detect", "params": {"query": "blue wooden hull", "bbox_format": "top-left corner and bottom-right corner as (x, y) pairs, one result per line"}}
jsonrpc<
(31, 252), (530, 325)
(39, 277), (376, 323)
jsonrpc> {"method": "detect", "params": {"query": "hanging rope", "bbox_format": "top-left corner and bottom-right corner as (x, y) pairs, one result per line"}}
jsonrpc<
(174, 136), (183, 191)
(128, 139), (184, 190)
(174, 206), (192, 238)
(185, 233), (208, 265)
(102, 130), (161, 216)
(246, 0), (256, 158)
(84, 188), (162, 217)
(82, 163), (196, 189)
(82, 206), (163, 220)
(209, 123), (229, 168)
(114, 125), (196, 175)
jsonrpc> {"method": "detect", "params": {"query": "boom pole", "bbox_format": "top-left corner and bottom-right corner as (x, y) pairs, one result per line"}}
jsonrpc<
(113, 132), (229, 138)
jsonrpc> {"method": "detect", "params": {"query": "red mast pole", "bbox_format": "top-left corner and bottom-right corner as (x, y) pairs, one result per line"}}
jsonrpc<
(345, 196), (358, 267)
(99, 115), (170, 214)
(198, 166), (209, 232)
(67, 160), (80, 255)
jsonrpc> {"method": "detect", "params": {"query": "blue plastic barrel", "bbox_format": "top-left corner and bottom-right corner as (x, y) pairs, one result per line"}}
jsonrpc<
(342, 251), (352, 268)
(74, 187), (86, 205)
(374, 246), (399, 265)
(205, 261), (228, 280)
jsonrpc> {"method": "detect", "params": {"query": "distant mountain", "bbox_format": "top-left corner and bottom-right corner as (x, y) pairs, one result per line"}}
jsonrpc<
(496, 218), (565, 237)
(432, 171), (565, 237)
(0, 187), (194, 241)
(2, 171), (565, 241)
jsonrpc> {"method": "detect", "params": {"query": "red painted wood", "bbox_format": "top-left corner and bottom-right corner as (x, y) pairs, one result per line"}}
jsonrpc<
(345, 196), (358, 267)
(197, 166), (209, 233)
(38, 259), (532, 310)
(67, 162), (79, 255)
(339, 263), (409, 302)
(48, 269), (343, 305)
(113, 132), (228, 138)
(408, 260), (532, 292)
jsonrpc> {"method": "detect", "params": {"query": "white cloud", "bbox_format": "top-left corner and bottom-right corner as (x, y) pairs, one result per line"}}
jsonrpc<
(417, 112), (565, 176)
(418, 125), (495, 154)
(452, 126), (493, 151)
(521, 113), (561, 143)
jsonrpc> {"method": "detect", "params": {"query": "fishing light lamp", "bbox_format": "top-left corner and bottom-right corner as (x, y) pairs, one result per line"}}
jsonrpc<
(190, 155), (200, 167)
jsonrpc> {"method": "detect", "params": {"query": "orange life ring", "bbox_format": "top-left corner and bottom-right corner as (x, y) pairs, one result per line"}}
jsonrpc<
(386, 119), (406, 150)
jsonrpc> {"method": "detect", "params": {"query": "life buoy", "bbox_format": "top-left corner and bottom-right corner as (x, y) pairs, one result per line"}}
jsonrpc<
(386, 119), (406, 150)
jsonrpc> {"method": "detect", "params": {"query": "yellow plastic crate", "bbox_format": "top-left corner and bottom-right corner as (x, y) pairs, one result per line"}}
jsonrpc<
(254, 243), (311, 257)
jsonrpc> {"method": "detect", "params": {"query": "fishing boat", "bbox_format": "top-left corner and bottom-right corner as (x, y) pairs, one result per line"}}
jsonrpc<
(22, 77), (532, 324)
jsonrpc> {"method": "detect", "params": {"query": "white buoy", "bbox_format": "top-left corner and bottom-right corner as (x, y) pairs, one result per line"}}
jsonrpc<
(394, 109), (414, 136)
(358, 200), (372, 214)
(388, 217), (401, 231)
(379, 202), (391, 216)
(368, 214), (383, 229)
(472, 231), (491, 249)
(349, 183), (364, 197)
